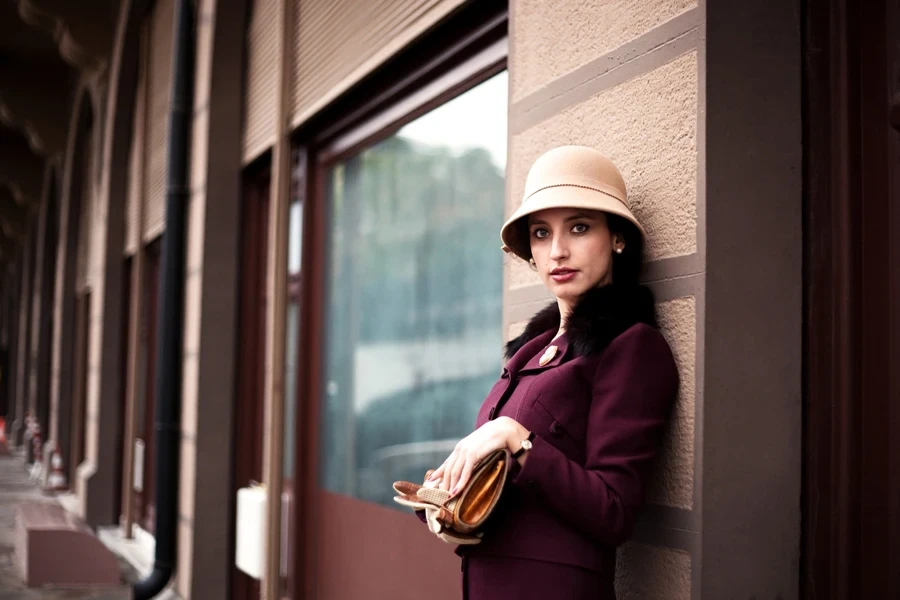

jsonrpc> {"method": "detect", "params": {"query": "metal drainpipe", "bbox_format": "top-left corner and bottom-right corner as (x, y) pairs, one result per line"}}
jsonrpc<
(133, 0), (193, 597)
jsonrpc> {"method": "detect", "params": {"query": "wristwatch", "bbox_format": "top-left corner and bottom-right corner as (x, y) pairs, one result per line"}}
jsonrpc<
(512, 430), (535, 459)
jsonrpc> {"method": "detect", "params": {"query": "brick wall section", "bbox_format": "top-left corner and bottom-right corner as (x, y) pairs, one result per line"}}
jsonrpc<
(506, 1), (703, 596)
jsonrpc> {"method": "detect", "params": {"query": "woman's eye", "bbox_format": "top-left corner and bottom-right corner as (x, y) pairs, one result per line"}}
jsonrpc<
(572, 223), (589, 234)
(532, 228), (549, 239)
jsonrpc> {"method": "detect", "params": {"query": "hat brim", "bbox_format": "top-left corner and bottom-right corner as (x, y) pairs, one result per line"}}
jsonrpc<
(499, 186), (646, 260)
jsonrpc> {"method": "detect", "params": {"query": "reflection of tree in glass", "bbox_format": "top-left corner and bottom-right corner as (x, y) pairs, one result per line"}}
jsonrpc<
(355, 138), (505, 342)
(320, 133), (506, 502)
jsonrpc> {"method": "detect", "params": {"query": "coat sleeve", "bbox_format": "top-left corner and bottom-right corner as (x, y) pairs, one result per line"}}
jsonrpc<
(509, 324), (678, 547)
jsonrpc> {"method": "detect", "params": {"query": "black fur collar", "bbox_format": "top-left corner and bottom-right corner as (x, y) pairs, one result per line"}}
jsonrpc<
(504, 284), (658, 360)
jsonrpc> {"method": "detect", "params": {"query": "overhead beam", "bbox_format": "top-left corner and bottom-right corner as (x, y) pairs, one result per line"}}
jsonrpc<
(16, 0), (113, 73)
(0, 130), (45, 206)
(0, 189), (27, 269)
(0, 187), (33, 239)
(0, 232), (18, 257)
(0, 61), (69, 155)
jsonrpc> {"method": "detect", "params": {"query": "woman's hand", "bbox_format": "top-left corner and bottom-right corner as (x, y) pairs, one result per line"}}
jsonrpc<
(427, 417), (530, 498)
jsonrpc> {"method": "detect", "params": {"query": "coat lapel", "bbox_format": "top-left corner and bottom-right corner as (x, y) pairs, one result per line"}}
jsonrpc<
(516, 333), (572, 376)
(503, 330), (555, 376)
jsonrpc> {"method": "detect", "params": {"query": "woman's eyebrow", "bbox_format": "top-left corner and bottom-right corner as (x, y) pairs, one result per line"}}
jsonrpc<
(529, 212), (595, 227)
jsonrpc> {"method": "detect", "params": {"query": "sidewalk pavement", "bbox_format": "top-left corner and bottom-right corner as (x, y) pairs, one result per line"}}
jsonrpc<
(0, 451), (137, 599)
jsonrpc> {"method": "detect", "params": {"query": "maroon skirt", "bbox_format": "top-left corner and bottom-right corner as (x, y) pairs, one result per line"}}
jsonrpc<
(461, 555), (615, 600)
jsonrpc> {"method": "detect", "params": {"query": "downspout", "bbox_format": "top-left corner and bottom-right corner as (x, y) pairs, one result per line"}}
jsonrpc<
(132, 0), (193, 598)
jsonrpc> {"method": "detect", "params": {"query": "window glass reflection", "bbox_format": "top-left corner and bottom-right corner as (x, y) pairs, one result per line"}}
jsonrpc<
(319, 71), (508, 507)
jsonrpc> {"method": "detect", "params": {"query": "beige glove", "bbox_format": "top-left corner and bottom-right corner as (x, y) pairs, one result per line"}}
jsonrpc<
(393, 475), (483, 545)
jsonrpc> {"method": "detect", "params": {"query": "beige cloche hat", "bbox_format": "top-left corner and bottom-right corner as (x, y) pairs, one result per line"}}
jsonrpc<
(500, 145), (646, 260)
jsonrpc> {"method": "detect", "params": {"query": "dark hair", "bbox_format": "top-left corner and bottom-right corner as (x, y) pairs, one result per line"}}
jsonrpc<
(605, 213), (644, 285)
(518, 212), (645, 284)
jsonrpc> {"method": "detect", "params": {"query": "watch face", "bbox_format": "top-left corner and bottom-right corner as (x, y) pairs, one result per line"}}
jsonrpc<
(522, 439), (533, 451)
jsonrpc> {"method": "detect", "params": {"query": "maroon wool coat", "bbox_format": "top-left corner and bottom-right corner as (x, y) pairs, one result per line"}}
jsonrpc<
(436, 285), (679, 594)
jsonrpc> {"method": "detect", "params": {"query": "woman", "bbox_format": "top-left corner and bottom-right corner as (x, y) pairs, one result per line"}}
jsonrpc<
(424, 145), (679, 599)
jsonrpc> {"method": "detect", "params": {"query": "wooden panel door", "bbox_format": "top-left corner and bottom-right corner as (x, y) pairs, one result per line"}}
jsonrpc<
(135, 242), (161, 534)
(230, 171), (270, 600)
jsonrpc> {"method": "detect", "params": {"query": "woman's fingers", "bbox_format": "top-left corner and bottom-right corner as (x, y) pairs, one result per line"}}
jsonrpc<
(424, 467), (443, 489)
(426, 421), (513, 499)
(427, 465), (444, 482)
(438, 451), (459, 492)
(448, 451), (471, 495)
(450, 456), (476, 498)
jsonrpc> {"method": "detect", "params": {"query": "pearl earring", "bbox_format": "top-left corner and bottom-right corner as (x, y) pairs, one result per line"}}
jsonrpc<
(615, 247), (623, 254)
(529, 258), (536, 267)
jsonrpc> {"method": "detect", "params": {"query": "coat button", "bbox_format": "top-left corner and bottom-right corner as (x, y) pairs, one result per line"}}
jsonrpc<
(550, 421), (563, 437)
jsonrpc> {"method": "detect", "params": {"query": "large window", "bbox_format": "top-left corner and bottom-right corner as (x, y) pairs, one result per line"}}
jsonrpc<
(318, 71), (508, 508)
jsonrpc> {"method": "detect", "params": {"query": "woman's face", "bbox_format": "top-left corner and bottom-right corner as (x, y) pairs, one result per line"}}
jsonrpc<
(528, 208), (621, 303)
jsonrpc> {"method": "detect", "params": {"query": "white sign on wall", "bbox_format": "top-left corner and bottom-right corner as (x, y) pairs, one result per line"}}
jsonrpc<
(134, 439), (145, 493)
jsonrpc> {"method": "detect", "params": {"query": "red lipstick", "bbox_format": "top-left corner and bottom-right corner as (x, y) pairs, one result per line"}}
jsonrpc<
(549, 267), (578, 283)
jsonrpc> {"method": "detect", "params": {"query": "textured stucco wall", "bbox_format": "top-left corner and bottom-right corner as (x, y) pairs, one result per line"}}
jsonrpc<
(508, 320), (528, 341)
(616, 542), (692, 600)
(648, 296), (695, 510)
(511, 0), (698, 101)
(507, 0), (702, 595)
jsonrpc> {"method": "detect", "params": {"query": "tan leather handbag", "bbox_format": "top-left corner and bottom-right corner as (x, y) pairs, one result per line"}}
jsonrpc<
(393, 448), (512, 545)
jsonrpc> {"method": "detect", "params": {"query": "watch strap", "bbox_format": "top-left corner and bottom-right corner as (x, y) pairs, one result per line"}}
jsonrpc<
(512, 430), (535, 459)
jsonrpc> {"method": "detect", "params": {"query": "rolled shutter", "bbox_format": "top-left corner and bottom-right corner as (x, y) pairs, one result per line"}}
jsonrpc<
(242, 0), (279, 164)
(124, 42), (146, 256)
(290, 0), (467, 128)
(143, 0), (174, 243)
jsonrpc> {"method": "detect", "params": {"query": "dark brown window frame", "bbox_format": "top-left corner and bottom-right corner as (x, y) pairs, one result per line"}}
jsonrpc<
(288, 3), (508, 598)
(230, 165), (271, 600)
(802, 0), (900, 598)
